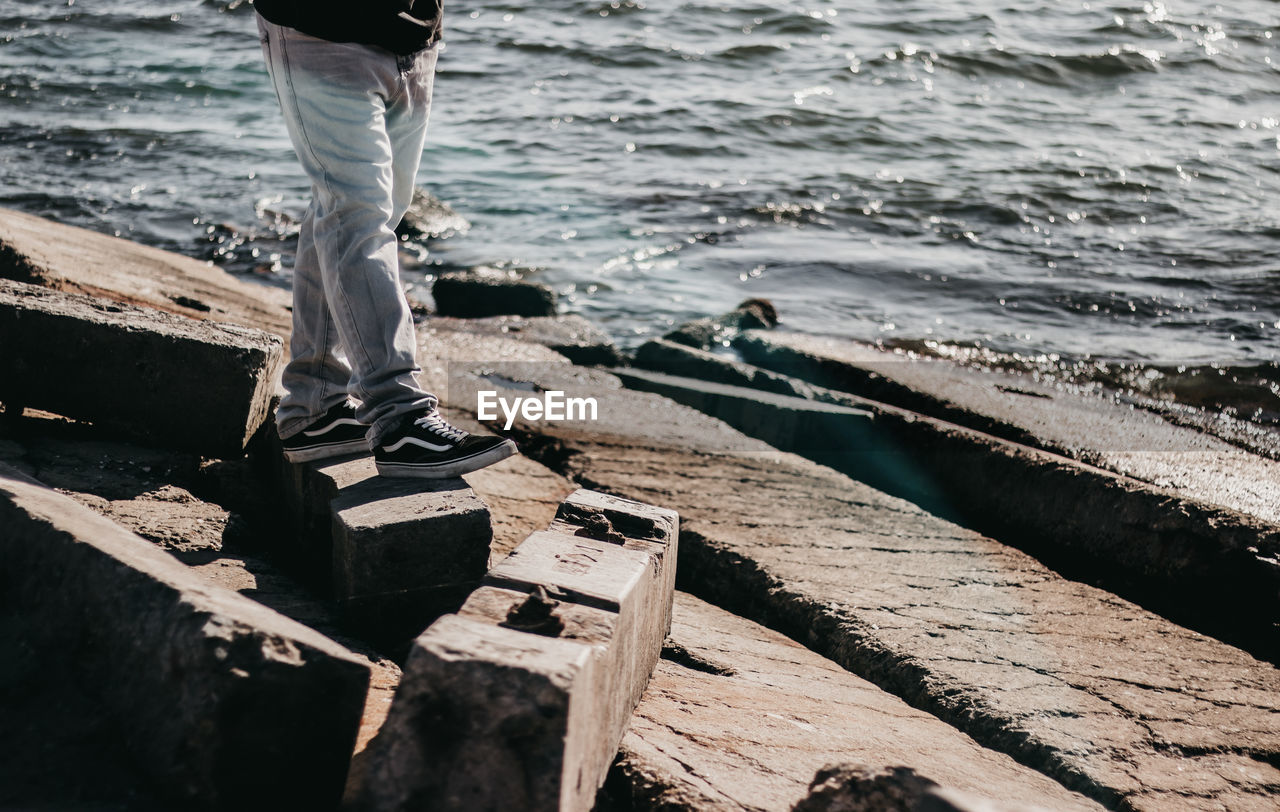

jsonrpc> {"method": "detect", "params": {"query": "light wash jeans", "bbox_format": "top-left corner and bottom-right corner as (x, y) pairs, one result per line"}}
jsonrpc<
(258, 14), (438, 446)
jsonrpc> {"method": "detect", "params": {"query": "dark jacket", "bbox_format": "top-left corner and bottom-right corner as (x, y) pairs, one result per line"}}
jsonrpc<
(253, 0), (442, 55)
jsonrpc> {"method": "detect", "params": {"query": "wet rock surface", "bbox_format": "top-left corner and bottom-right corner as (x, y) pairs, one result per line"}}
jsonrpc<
(432, 267), (558, 319)
(663, 299), (779, 350)
(0, 278), (281, 456)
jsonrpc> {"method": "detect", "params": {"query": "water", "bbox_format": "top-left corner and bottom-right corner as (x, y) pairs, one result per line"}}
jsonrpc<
(2, 0), (1277, 425)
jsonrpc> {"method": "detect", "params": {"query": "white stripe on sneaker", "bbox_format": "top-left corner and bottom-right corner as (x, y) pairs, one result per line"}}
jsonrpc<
(302, 417), (364, 436)
(382, 435), (452, 453)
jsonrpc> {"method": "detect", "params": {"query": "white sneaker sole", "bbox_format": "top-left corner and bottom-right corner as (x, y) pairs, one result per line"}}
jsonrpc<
(282, 438), (369, 464)
(375, 439), (518, 479)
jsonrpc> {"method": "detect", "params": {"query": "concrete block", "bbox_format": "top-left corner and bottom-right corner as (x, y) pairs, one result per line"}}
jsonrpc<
(0, 279), (280, 457)
(331, 472), (493, 637)
(0, 463), (370, 810)
(432, 268), (557, 318)
(361, 489), (678, 812)
(271, 447), (493, 640)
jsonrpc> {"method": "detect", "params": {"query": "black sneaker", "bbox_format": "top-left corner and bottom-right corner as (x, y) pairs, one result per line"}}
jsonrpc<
(280, 400), (368, 463)
(374, 409), (518, 479)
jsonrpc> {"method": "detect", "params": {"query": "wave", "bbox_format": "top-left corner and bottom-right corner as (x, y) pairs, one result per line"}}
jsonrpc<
(931, 45), (1165, 85)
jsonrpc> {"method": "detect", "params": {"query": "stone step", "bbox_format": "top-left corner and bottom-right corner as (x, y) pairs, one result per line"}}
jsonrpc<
(626, 340), (1280, 658)
(603, 592), (1100, 811)
(445, 364), (1280, 811)
(359, 489), (678, 812)
(0, 462), (370, 810)
(272, 449), (493, 643)
(0, 278), (281, 457)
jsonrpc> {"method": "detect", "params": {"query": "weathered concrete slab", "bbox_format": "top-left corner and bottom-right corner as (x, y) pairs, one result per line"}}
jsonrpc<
(0, 406), (403, 804)
(627, 340), (1280, 657)
(0, 206), (292, 340)
(602, 593), (1099, 811)
(613, 366), (876, 460)
(0, 279), (281, 456)
(440, 361), (1280, 810)
(0, 462), (370, 810)
(432, 267), (557, 318)
(431, 313), (620, 366)
(736, 330), (1280, 527)
(360, 490), (677, 812)
(272, 448), (493, 641)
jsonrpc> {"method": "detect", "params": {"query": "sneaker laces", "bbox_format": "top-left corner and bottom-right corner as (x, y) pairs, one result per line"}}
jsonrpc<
(415, 410), (467, 443)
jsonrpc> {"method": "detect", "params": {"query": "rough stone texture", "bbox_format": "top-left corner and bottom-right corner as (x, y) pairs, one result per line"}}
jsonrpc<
(736, 331), (1280, 529)
(0, 278), (281, 456)
(361, 491), (677, 812)
(0, 413), (407, 807)
(431, 313), (621, 366)
(432, 267), (558, 318)
(272, 448), (493, 641)
(600, 593), (1099, 812)
(448, 362), (1280, 811)
(613, 366), (876, 460)
(331, 471), (493, 635)
(630, 340), (1280, 658)
(0, 463), (370, 810)
(395, 187), (470, 241)
(0, 206), (291, 341)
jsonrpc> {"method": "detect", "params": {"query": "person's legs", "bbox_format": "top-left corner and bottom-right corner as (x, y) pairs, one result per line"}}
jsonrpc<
(275, 198), (355, 433)
(259, 15), (435, 446)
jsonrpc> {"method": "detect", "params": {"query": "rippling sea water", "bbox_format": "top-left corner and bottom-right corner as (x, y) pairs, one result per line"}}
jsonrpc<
(2, 0), (1277, 424)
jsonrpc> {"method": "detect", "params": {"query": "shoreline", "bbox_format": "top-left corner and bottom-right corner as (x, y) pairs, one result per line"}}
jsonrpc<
(1, 207), (1277, 810)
